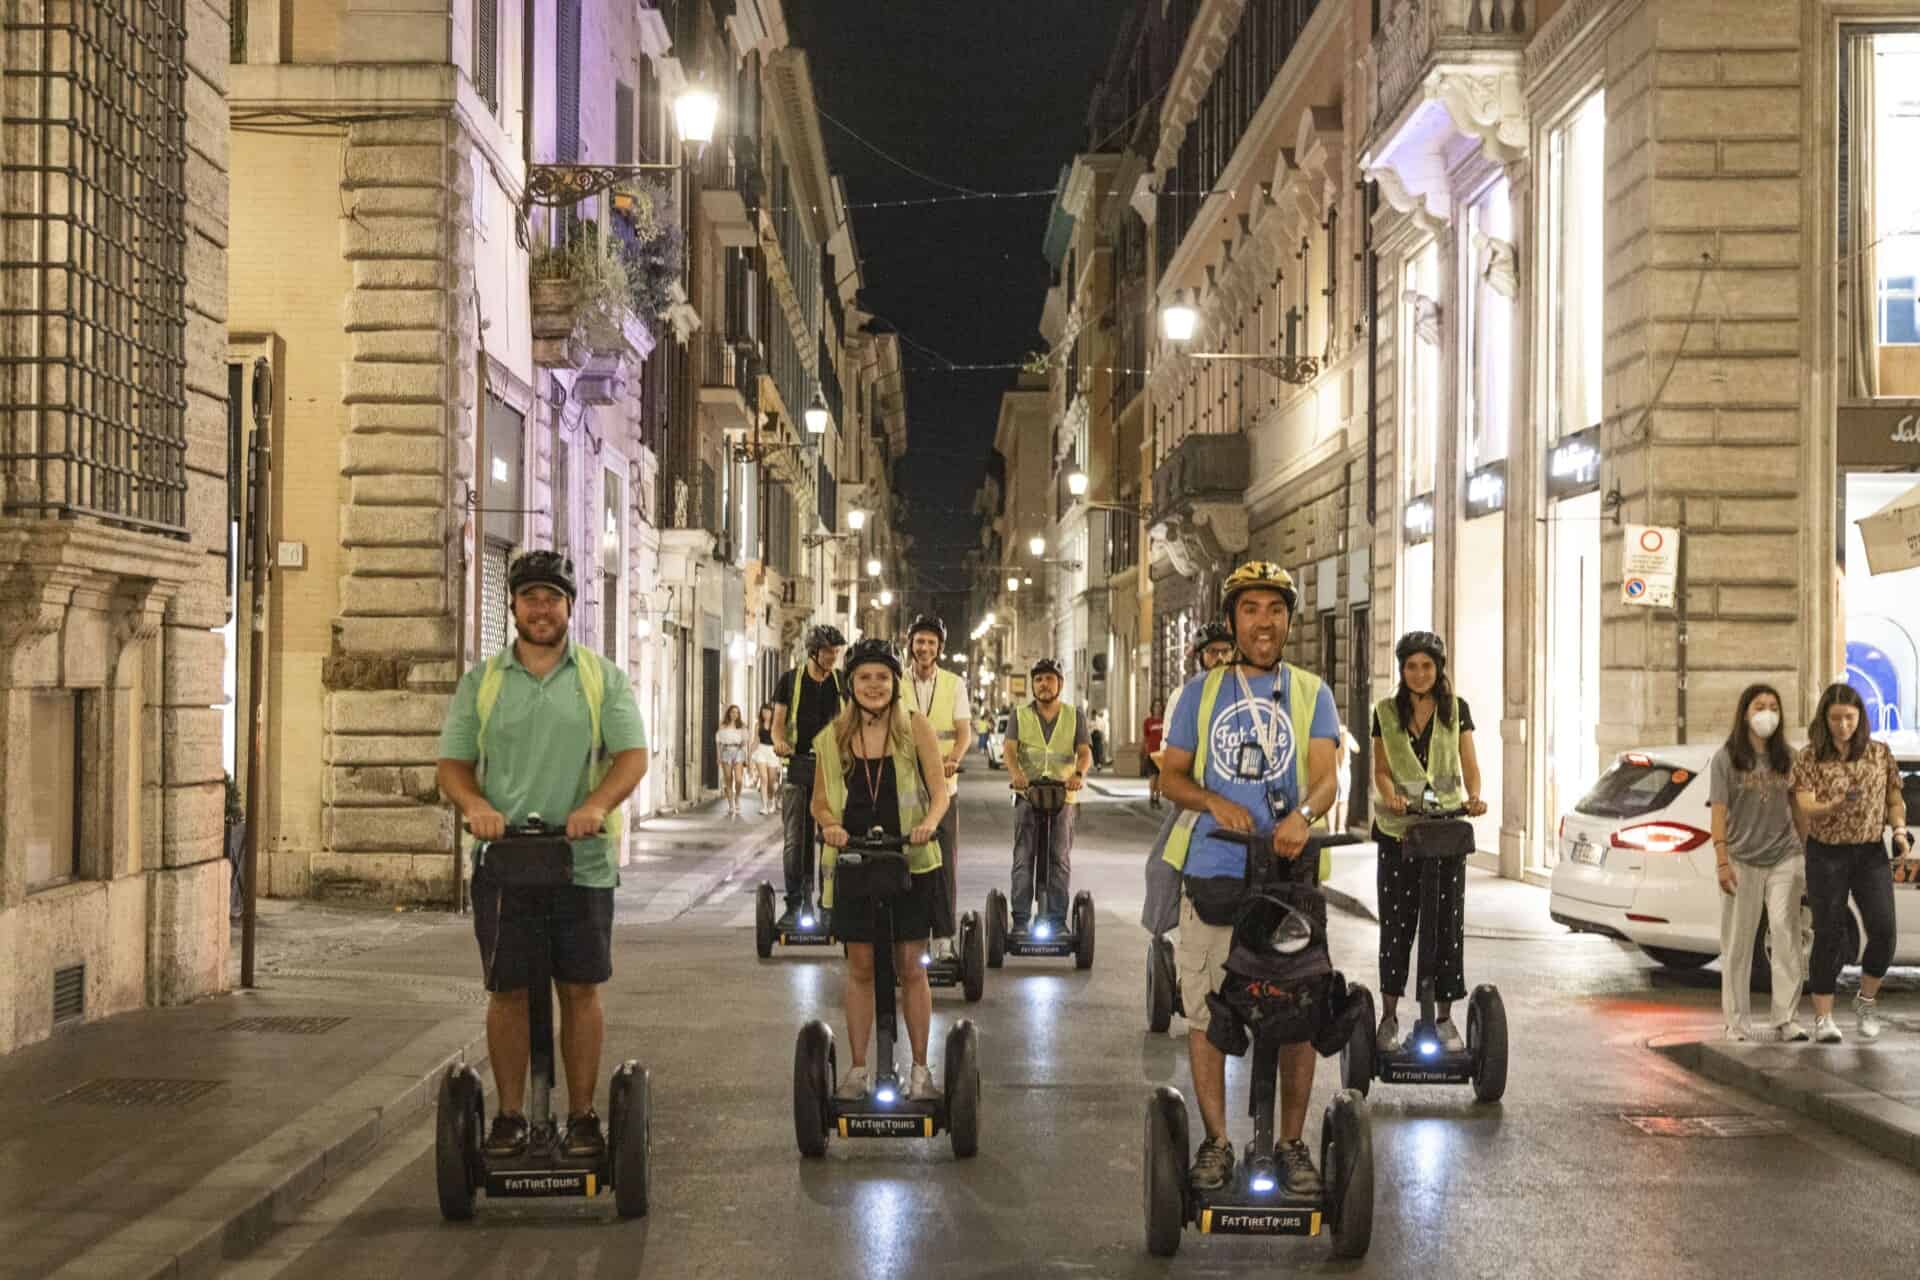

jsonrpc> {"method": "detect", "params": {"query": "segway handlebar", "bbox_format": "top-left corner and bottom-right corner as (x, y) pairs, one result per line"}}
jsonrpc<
(835, 827), (911, 863)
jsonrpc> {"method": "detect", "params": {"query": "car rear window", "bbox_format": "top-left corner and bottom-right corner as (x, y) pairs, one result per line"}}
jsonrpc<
(1576, 758), (1697, 819)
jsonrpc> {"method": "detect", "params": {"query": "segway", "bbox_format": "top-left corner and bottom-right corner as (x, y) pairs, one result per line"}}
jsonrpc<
(919, 768), (986, 1002)
(984, 778), (1095, 970)
(1340, 795), (1508, 1102)
(756, 754), (835, 957)
(792, 829), (981, 1158)
(436, 818), (650, 1221)
(1143, 830), (1373, 1259)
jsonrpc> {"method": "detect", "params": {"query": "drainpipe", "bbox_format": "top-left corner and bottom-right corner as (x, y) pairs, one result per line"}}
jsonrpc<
(1363, 181), (1378, 530)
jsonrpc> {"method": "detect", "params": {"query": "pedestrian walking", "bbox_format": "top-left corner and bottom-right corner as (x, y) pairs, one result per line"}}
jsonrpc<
(716, 704), (749, 818)
(1790, 682), (1909, 1043)
(1332, 721), (1359, 833)
(751, 702), (782, 815)
(1709, 684), (1808, 1043)
(1089, 708), (1109, 772)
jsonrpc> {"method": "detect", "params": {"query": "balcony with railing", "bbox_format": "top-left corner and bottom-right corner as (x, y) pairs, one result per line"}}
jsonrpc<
(700, 134), (763, 248)
(525, 178), (679, 390)
(699, 332), (758, 436)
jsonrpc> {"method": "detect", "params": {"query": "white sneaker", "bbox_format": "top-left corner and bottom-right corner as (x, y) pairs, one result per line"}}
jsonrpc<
(1814, 1014), (1844, 1044)
(1723, 1022), (1752, 1043)
(1855, 995), (1884, 1042)
(835, 1067), (870, 1101)
(1775, 1021), (1811, 1043)
(1436, 1019), (1466, 1053)
(1375, 1014), (1401, 1054)
(908, 1063), (940, 1102)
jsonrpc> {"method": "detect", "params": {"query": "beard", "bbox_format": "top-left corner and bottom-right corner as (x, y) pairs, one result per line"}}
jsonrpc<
(513, 615), (569, 648)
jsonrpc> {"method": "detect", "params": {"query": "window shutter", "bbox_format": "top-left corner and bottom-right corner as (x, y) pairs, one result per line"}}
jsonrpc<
(615, 81), (635, 165)
(557, 0), (582, 162)
(474, 0), (499, 113)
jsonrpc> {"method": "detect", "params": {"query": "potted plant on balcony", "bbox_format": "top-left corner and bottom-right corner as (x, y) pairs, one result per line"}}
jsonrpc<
(529, 223), (631, 371)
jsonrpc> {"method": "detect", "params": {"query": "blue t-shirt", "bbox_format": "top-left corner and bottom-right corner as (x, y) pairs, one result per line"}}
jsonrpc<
(1166, 665), (1341, 879)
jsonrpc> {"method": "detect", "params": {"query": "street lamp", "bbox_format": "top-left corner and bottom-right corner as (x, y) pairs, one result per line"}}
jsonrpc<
(1028, 535), (1045, 557)
(672, 80), (719, 149)
(847, 508), (867, 531)
(1006, 575), (1019, 592)
(1067, 467), (1089, 498)
(878, 589), (895, 607)
(1160, 290), (1199, 342)
(804, 387), (831, 435)
(866, 557), (882, 578)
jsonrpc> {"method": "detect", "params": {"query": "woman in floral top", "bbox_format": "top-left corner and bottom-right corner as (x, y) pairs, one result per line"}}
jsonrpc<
(1789, 683), (1911, 1043)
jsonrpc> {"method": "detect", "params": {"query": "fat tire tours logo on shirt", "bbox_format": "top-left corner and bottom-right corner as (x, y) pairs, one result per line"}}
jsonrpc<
(1207, 696), (1295, 788)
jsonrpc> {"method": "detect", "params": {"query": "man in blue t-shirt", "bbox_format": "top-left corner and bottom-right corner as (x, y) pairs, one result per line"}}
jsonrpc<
(1160, 562), (1340, 1199)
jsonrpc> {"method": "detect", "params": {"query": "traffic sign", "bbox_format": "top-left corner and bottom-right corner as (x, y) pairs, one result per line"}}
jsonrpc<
(1622, 525), (1678, 607)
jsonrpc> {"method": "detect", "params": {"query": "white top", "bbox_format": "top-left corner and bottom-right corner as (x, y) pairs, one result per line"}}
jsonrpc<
(716, 726), (748, 747)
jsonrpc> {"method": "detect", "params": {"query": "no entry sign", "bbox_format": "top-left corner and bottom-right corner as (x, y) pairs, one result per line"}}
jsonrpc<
(1622, 525), (1678, 608)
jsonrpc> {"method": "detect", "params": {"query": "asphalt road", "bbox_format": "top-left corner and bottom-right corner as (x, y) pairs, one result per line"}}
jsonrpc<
(219, 769), (1920, 1280)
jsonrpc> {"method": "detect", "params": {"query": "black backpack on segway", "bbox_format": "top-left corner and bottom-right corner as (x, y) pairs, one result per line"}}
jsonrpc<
(436, 818), (651, 1221)
(1337, 799), (1509, 1102)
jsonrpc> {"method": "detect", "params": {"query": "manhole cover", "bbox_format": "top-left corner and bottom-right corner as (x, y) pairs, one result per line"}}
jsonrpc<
(220, 1016), (350, 1035)
(1622, 1113), (1788, 1138)
(51, 1078), (226, 1107)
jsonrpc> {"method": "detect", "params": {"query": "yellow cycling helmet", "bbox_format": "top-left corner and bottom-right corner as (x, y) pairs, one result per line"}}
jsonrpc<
(1220, 560), (1298, 618)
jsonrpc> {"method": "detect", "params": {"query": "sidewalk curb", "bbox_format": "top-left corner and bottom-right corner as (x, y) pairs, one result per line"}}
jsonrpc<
(1320, 882), (1380, 923)
(1656, 1038), (1920, 1171)
(627, 816), (783, 921)
(54, 1018), (490, 1280)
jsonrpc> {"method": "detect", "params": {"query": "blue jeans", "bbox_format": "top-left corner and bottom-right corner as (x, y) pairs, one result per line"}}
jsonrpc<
(1010, 798), (1075, 923)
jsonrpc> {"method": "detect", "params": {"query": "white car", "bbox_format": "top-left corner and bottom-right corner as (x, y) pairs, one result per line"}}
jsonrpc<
(1548, 735), (1920, 980)
(984, 712), (1011, 770)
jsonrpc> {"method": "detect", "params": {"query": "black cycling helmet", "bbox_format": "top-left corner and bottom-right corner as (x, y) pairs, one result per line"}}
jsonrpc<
(844, 637), (903, 680)
(508, 548), (576, 601)
(805, 623), (847, 656)
(1030, 657), (1064, 680)
(1394, 630), (1446, 669)
(907, 613), (947, 645)
(1191, 621), (1235, 655)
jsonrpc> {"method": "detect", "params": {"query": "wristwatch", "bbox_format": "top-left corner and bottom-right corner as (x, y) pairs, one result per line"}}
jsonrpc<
(1298, 802), (1318, 825)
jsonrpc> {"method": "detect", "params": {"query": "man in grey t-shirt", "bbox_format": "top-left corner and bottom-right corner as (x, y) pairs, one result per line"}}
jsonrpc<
(1707, 744), (1807, 1039)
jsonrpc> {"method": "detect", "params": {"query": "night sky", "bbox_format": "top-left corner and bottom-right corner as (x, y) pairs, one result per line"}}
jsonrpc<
(786, 1), (1127, 633)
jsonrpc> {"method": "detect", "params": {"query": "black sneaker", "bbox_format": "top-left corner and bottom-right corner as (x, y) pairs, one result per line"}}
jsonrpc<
(1190, 1136), (1235, 1191)
(483, 1111), (530, 1158)
(1279, 1138), (1323, 1198)
(562, 1109), (606, 1159)
(775, 906), (798, 931)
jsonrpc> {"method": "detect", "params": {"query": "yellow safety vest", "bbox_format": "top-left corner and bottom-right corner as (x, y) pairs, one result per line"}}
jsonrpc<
(475, 641), (623, 841)
(812, 712), (941, 907)
(911, 667), (962, 746)
(1015, 702), (1082, 804)
(1371, 695), (1466, 840)
(1160, 663), (1330, 880)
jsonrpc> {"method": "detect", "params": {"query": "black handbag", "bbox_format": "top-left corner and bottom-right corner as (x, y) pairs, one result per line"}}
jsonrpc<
(832, 847), (913, 901)
(1184, 874), (1247, 927)
(477, 831), (573, 887)
(1402, 815), (1476, 861)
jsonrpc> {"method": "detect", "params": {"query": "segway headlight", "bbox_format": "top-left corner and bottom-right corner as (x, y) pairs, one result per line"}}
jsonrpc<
(1034, 922), (1052, 940)
(1250, 1175), (1276, 1193)
(800, 913), (815, 929)
(920, 953), (931, 967)
(876, 1086), (896, 1105)
(1419, 1040), (1439, 1057)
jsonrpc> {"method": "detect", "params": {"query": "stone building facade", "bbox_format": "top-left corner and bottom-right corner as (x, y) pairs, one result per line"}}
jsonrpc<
(0, 0), (233, 1052)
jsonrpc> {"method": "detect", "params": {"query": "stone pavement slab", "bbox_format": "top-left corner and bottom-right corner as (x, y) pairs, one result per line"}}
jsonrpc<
(1661, 1015), (1920, 1172)
(1320, 840), (1570, 940)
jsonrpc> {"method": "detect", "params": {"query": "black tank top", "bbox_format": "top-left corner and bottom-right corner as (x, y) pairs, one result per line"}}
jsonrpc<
(843, 747), (901, 840)
(758, 724), (774, 746)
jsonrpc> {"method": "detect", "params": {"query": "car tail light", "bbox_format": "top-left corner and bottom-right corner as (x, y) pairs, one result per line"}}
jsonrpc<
(1610, 822), (1710, 854)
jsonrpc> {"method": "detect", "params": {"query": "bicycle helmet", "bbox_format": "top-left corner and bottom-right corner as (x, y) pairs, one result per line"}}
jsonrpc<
(1030, 657), (1064, 680)
(844, 637), (903, 680)
(508, 548), (576, 601)
(1394, 630), (1446, 669)
(805, 623), (848, 656)
(1191, 621), (1235, 656)
(1220, 560), (1297, 619)
(907, 614), (947, 645)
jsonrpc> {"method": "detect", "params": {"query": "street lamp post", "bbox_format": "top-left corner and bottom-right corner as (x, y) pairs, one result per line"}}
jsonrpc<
(1158, 287), (1318, 385)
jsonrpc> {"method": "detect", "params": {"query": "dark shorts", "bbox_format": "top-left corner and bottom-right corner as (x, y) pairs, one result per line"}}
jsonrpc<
(472, 871), (615, 992)
(834, 870), (939, 945)
(1144, 757), (1160, 777)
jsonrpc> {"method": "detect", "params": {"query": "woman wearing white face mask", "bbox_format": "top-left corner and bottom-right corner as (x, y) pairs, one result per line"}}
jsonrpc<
(1709, 683), (1808, 1042)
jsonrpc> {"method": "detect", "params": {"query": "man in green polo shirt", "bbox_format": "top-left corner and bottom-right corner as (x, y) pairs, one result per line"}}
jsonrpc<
(437, 549), (649, 1163)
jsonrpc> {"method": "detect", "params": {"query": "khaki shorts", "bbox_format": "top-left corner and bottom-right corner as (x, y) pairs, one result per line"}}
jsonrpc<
(1175, 895), (1235, 1033)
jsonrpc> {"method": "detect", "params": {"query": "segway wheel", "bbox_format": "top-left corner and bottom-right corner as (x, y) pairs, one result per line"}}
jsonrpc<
(985, 890), (1007, 968)
(1072, 892), (1096, 971)
(1468, 984), (1509, 1103)
(755, 882), (775, 959)
(944, 1019), (982, 1158)
(612, 1063), (652, 1218)
(1147, 936), (1174, 1033)
(960, 912), (986, 1002)
(433, 1065), (480, 1222)
(1322, 1088), (1374, 1259)
(793, 1020), (835, 1157)
(1340, 984), (1376, 1096)
(1143, 1085), (1190, 1258)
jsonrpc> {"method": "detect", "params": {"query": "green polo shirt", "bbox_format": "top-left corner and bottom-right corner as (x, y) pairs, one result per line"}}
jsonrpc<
(437, 644), (648, 888)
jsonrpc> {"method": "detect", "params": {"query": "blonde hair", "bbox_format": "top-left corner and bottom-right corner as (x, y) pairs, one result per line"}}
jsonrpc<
(831, 677), (916, 776)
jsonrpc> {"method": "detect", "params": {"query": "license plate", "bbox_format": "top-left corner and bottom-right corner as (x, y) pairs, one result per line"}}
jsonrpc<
(1569, 838), (1603, 867)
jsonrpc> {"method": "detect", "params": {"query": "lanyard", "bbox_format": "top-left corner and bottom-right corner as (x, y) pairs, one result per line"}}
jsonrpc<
(1231, 664), (1284, 771)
